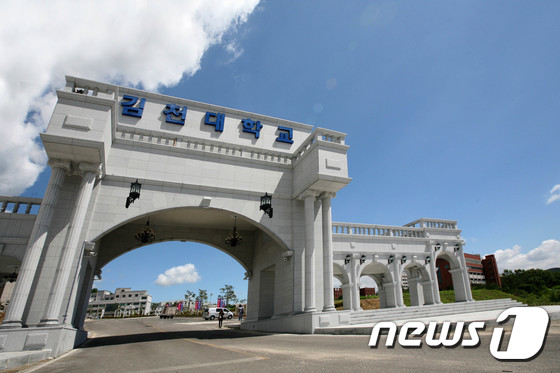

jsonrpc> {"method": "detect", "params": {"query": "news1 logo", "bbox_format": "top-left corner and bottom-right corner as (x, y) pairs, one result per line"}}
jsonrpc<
(368, 307), (550, 360)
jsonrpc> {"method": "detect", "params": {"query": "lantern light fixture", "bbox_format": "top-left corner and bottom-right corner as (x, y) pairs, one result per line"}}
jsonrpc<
(388, 255), (394, 264)
(344, 255), (351, 265)
(434, 243), (442, 251)
(135, 219), (156, 243)
(225, 216), (243, 247)
(360, 255), (366, 265)
(425, 256), (431, 265)
(401, 255), (408, 264)
(126, 179), (142, 208)
(4, 266), (18, 283)
(260, 193), (273, 218)
(454, 243), (461, 252)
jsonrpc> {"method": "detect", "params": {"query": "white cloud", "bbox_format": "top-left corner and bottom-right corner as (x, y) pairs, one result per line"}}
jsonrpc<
(155, 263), (201, 287)
(546, 184), (560, 205)
(493, 239), (560, 272)
(0, 0), (259, 195)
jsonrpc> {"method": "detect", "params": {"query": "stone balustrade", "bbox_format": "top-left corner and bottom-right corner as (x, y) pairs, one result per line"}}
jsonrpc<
(404, 218), (458, 229)
(332, 222), (426, 238)
(294, 127), (347, 161)
(0, 196), (42, 215)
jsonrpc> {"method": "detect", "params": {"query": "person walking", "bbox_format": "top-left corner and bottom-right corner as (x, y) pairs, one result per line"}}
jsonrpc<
(238, 305), (244, 322)
(218, 308), (225, 328)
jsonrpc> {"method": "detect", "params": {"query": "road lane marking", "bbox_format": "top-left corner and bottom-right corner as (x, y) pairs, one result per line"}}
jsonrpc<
(135, 357), (265, 372)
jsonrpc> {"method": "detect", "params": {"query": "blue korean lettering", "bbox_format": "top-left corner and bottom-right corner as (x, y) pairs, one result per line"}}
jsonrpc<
(204, 112), (225, 132)
(121, 95), (146, 118)
(242, 118), (263, 139)
(163, 104), (187, 125)
(276, 126), (294, 144)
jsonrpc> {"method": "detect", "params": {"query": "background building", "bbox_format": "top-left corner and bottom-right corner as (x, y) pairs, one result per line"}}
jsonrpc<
(464, 253), (487, 286)
(482, 254), (502, 287)
(87, 288), (152, 318)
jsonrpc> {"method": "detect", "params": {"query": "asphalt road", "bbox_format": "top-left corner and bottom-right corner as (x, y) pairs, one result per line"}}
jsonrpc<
(20, 317), (560, 372)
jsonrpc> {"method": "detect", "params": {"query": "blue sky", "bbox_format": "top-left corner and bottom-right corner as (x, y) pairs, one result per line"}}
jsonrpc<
(2, 1), (559, 303)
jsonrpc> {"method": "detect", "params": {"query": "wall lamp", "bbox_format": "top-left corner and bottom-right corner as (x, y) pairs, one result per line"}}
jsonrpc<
(345, 255), (351, 265)
(360, 255), (366, 265)
(260, 193), (273, 218)
(388, 255), (394, 264)
(425, 256), (431, 265)
(434, 243), (442, 251)
(454, 243), (461, 252)
(401, 255), (407, 264)
(126, 179), (142, 208)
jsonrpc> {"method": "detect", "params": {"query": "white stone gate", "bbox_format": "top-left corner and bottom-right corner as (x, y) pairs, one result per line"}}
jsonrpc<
(0, 76), (472, 357)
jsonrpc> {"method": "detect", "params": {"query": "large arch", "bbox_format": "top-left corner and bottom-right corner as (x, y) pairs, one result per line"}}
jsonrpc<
(68, 206), (293, 330)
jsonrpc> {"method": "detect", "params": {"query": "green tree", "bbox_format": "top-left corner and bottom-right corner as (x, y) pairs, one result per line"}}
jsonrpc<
(197, 289), (208, 307)
(220, 284), (238, 306)
(185, 290), (195, 310)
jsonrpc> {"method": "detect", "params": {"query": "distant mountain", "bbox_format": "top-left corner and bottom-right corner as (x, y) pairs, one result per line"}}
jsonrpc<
(547, 267), (560, 273)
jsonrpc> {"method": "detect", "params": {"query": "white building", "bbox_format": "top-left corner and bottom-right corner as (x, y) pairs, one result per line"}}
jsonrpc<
(87, 288), (151, 318)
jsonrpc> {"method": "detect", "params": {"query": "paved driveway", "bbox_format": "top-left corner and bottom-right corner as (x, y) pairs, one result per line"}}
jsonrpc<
(19, 316), (560, 372)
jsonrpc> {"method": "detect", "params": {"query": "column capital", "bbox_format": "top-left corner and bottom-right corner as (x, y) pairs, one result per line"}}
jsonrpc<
(319, 191), (336, 200)
(77, 162), (102, 177)
(47, 158), (72, 173)
(298, 189), (320, 200)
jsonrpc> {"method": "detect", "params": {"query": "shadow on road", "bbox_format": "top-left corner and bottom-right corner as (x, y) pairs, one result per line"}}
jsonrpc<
(80, 328), (271, 349)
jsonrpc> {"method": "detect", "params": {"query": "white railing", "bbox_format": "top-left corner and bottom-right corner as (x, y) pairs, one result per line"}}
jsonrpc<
(293, 127), (347, 161)
(332, 222), (425, 238)
(404, 218), (457, 229)
(0, 196), (42, 215)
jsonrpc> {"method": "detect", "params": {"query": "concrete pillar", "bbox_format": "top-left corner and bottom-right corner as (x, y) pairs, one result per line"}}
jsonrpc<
(456, 247), (474, 301)
(422, 280), (435, 305)
(341, 283), (353, 310)
(383, 280), (397, 308)
(392, 257), (404, 307)
(40, 163), (100, 326)
(349, 255), (361, 311)
(303, 192), (317, 313)
(321, 193), (335, 312)
(408, 275), (421, 307)
(1, 159), (70, 328)
(378, 283), (387, 308)
(450, 268), (468, 302)
(428, 251), (442, 304)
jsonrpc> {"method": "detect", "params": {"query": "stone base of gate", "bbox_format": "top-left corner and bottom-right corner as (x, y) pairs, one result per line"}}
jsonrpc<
(241, 311), (351, 334)
(0, 326), (87, 358)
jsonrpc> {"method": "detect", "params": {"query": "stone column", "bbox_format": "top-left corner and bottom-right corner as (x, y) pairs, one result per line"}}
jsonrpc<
(40, 163), (100, 326)
(341, 283), (353, 310)
(349, 255), (361, 311)
(428, 250), (442, 304)
(303, 192), (317, 313)
(422, 279), (436, 305)
(456, 246), (474, 301)
(1, 159), (71, 328)
(321, 192), (336, 312)
(382, 280), (397, 308)
(392, 256), (405, 307)
(449, 268), (468, 302)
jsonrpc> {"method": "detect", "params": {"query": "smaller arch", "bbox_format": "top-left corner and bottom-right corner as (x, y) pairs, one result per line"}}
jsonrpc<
(435, 250), (470, 302)
(402, 261), (434, 306)
(360, 261), (395, 309)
